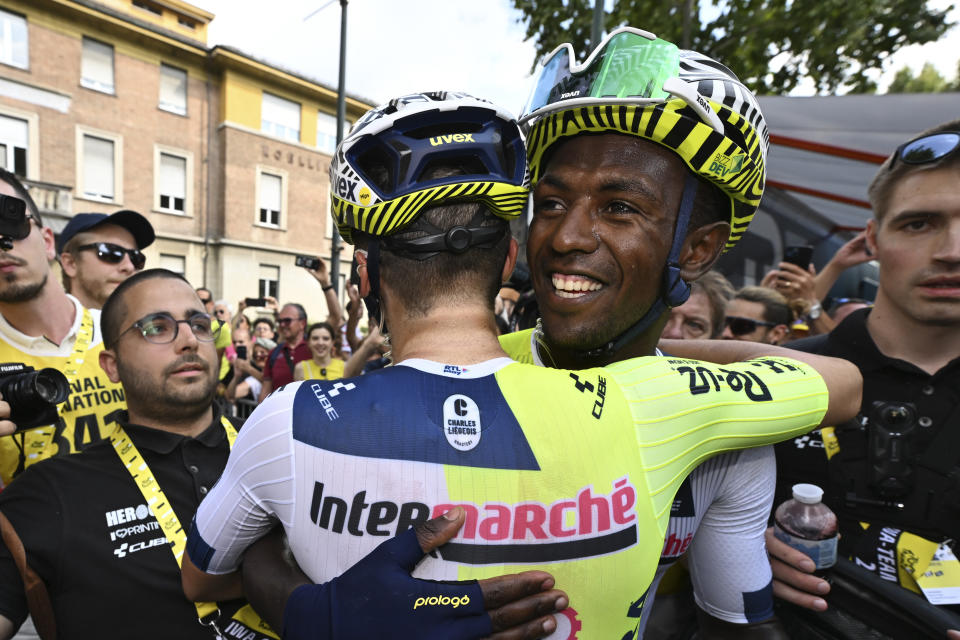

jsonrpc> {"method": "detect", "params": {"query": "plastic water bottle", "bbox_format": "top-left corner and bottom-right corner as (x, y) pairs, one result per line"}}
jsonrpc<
(773, 483), (838, 570)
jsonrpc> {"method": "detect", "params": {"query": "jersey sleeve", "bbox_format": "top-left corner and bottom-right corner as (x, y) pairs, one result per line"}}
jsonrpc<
(186, 383), (299, 575)
(687, 446), (776, 624)
(605, 355), (827, 529)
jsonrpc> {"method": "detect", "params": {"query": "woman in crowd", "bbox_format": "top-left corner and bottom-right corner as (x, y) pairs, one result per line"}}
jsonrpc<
(294, 322), (345, 381)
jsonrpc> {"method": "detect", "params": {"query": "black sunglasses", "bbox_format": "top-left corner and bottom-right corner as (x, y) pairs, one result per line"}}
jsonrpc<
(724, 315), (778, 336)
(75, 242), (146, 270)
(892, 132), (960, 168)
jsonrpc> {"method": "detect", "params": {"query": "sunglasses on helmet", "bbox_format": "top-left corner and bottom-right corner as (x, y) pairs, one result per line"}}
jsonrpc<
(519, 26), (723, 133)
(891, 132), (960, 169)
(724, 316), (778, 336)
(75, 242), (146, 270)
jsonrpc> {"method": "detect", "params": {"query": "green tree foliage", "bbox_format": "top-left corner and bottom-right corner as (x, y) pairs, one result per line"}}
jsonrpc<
(511, 0), (954, 95)
(886, 62), (951, 93)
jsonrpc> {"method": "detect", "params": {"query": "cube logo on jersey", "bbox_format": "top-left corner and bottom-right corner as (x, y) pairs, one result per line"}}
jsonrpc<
(443, 394), (482, 451)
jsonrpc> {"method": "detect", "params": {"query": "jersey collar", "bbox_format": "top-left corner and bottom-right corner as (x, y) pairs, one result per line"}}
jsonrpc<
(396, 357), (515, 378)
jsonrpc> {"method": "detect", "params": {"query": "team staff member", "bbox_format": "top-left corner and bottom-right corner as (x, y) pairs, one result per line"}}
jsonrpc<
(57, 210), (155, 310)
(0, 170), (125, 486)
(182, 91), (860, 639)
(769, 121), (960, 631)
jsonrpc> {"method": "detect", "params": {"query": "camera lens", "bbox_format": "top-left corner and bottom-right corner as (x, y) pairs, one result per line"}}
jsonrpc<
(34, 369), (70, 404)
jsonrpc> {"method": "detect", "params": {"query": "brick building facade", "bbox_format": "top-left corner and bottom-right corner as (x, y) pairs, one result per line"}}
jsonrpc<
(0, 0), (371, 319)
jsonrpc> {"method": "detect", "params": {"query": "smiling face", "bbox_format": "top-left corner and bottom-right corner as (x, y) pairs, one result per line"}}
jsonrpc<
(103, 277), (218, 420)
(527, 134), (687, 353)
(308, 325), (334, 360)
(868, 167), (960, 327)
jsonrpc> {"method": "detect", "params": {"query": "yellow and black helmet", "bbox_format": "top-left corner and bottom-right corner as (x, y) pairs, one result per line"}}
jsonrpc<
(520, 27), (769, 252)
(329, 91), (529, 244)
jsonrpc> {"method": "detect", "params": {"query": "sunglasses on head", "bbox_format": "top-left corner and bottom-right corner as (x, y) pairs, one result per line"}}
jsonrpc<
(724, 316), (778, 336)
(891, 131), (960, 169)
(75, 242), (146, 270)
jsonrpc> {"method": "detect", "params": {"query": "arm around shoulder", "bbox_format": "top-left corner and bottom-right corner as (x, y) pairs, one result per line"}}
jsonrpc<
(658, 339), (862, 428)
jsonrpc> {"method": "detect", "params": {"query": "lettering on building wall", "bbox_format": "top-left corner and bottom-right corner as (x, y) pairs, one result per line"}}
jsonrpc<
(261, 145), (326, 172)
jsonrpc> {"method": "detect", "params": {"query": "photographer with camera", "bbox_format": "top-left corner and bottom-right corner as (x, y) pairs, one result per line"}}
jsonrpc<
(771, 120), (960, 637)
(0, 169), (125, 486)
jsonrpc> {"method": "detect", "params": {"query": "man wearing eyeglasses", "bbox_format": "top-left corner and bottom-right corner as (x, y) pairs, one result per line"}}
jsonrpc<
(770, 120), (960, 635)
(0, 170), (127, 486)
(57, 210), (155, 310)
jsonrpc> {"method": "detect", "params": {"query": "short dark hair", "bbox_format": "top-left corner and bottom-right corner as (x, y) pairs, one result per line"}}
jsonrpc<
(734, 286), (794, 326)
(306, 321), (336, 341)
(196, 287), (212, 298)
(0, 169), (42, 226)
(868, 118), (960, 220)
(688, 175), (730, 234)
(102, 269), (191, 349)
(356, 161), (510, 317)
(252, 317), (275, 331)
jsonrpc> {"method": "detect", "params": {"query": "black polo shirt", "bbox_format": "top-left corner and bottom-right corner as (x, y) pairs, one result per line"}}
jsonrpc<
(775, 308), (960, 550)
(0, 407), (273, 639)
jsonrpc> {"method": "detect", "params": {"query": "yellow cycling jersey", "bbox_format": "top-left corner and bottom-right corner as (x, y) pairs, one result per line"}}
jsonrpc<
(300, 358), (344, 381)
(0, 303), (125, 486)
(191, 352), (828, 639)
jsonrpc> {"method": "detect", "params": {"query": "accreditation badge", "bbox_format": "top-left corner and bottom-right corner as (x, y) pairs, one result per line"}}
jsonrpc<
(916, 543), (960, 605)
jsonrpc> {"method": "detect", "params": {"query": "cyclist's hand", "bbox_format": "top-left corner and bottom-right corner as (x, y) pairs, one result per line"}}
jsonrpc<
(947, 630), (960, 639)
(766, 526), (830, 611)
(415, 507), (566, 639)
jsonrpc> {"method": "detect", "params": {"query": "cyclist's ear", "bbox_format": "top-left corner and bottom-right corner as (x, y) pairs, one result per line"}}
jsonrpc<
(500, 237), (518, 285)
(679, 220), (729, 282)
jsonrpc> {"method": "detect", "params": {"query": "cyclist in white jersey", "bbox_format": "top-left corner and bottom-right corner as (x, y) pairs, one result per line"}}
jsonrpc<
(182, 87), (860, 640)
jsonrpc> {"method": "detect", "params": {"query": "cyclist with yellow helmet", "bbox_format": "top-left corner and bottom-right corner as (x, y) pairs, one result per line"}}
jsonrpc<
(183, 86), (859, 640)
(500, 26), (789, 637)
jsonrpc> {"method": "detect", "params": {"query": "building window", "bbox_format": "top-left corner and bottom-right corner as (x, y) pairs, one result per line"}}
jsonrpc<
(259, 264), (279, 300)
(261, 92), (300, 143)
(316, 111), (350, 155)
(0, 114), (28, 176)
(156, 150), (188, 214)
(132, 1), (162, 16)
(178, 17), (195, 29)
(159, 253), (185, 274)
(258, 171), (282, 227)
(0, 9), (28, 69)
(159, 64), (187, 115)
(77, 127), (122, 203)
(81, 37), (115, 94)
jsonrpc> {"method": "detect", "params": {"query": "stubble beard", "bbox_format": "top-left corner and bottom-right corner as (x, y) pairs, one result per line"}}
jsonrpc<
(0, 272), (47, 304)
(117, 358), (217, 424)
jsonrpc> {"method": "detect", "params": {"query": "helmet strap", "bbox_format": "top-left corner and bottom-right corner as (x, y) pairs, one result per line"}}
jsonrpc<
(363, 239), (386, 332)
(578, 173), (698, 359)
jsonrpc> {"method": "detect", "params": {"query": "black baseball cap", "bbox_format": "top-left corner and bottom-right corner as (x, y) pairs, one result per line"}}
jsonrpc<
(57, 211), (155, 253)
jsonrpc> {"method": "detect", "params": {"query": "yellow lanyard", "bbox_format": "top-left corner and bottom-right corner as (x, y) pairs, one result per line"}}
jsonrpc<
(108, 415), (237, 623)
(20, 308), (96, 467)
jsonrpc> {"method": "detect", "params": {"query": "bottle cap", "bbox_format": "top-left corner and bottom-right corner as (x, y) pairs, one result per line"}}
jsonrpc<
(792, 483), (824, 504)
